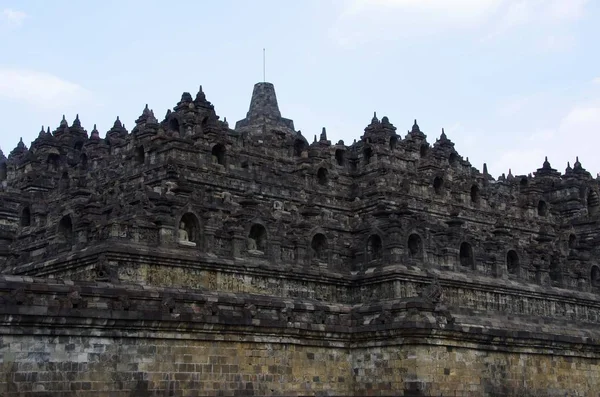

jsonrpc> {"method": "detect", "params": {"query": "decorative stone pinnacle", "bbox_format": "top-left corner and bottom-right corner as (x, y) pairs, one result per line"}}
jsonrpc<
(320, 127), (327, 141)
(180, 92), (193, 103)
(235, 82), (295, 133)
(411, 119), (421, 133)
(244, 82), (281, 121)
(542, 156), (551, 169)
(371, 112), (379, 124)
(195, 85), (207, 103)
(566, 161), (572, 173)
(90, 124), (100, 139)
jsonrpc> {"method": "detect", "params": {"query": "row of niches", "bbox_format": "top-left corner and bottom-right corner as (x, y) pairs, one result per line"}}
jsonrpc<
(25, 210), (595, 292)
(179, 214), (600, 293)
(7, 146), (600, 224)
(4, 131), (600, 220)
(9, 207), (600, 296)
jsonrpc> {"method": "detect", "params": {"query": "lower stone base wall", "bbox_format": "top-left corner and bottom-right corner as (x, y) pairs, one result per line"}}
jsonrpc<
(353, 344), (600, 396)
(3, 333), (600, 396)
(0, 335), (352, 397)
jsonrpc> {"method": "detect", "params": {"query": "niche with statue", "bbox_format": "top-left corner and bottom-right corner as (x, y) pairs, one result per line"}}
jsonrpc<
(178, 213), (200, 247)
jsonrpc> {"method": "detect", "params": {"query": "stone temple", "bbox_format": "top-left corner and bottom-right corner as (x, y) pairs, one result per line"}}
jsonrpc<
(0, 81), (600, 396)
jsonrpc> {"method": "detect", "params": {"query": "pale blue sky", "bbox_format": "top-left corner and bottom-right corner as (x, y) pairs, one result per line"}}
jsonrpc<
(1, 0), (599, 177)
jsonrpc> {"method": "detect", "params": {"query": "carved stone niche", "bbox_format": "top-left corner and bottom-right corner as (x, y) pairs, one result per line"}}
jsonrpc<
(310, 233), (328, 266)
(178, 212), (200, 247)
(247, 223), (267, 256)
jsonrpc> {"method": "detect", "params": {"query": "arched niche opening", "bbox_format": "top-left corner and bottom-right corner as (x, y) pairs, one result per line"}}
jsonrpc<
(449, 152), (458, 166)
(134, 145), (145, 165)
(178, 213), (200, 246)
(74, 141), (83, 151)
(58, 215), (73, 241)
(60, 172), (69, 189)
(201, 116), (209, 128)
(433, 177), (444, 195)
(21, 207), (31, 227)
(506, 250), (519, 275)
(568, 234), (577, 249)
(211, 144), (226, 166)
(537, 200), (548, 216)
(520, 177), (528, 187)
(293, 139), (306, 157)
(248, 224), (267, 253)
(459, 242), (474, 268)
(470, 184), (480, 204)
(407, 234), (423, 258)
(549, 260), (561, 284)
(317, 168), (328, 185)
(366, 234), (383, 262)
(0, 162), (7, 181)
(311, 233), (328, 262)
(47, 154), (60, 172)
(389, 136), (398, 151)
(591, 265), (600, 288)
(169, 118), (180, 134)
(79, 153), (88, 170)
(363, 147), (373, 164)
(419, 144), (429, 158)
(588, 189), (600, 216)
(335, 149), (345, 166)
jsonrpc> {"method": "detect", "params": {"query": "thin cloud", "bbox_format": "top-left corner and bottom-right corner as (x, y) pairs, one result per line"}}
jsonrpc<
(593, 77), (600, 85)
(483, 0), (587, 42)
(331, 0), (500, 47)
(332, 0), (588, 48)
(1, 8), (27, 26)
(490, 100), (600, 176)
(0, 68), (93, 111)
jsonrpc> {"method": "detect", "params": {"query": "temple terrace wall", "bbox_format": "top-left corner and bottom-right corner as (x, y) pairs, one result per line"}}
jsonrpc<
(1, 275), (600, 396)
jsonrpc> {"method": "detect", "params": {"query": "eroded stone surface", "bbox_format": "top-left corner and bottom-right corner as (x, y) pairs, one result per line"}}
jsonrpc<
(0, 82), (600, 396)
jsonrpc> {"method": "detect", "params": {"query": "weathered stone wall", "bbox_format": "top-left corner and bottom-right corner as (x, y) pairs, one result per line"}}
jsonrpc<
(2, 275), (600, 396)
(2, 81), (600, 396)
(4, 324), (600, 396)
(0, 336), (352, 397)
(351, 344), (600, 397)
